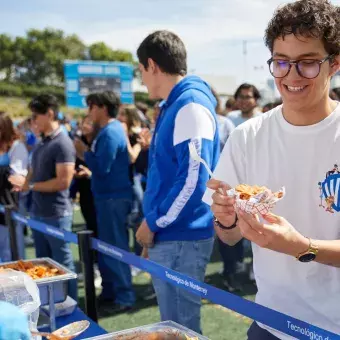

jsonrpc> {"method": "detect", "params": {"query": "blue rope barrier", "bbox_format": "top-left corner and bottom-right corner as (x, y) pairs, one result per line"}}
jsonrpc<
(11, 211), (78, 244)
(2, 205), (338, 340)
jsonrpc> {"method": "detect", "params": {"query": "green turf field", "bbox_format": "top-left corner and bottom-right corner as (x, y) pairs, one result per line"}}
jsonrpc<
(25, 209), (256, 340)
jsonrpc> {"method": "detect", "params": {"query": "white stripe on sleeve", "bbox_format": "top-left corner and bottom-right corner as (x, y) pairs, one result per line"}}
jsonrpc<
(155, 138), (201, 228)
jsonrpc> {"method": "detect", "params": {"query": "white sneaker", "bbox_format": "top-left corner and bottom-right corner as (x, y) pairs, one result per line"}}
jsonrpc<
(94, 276), (102, 289)
(235, 261), (247, 274)
(131, 265), (143, 277)
(249, 267), (255, 282)
(94, 264), (102, 289)
(24, 236), (34, 246)
(72, 203), (80, 211)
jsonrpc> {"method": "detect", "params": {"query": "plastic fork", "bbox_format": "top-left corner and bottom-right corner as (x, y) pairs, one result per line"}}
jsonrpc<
(188, 141), (214, 178)
(188, 141), (227, 195)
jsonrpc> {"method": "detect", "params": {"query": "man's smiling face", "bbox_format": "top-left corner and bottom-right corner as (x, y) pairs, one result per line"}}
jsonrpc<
(272, 34), (339, 112)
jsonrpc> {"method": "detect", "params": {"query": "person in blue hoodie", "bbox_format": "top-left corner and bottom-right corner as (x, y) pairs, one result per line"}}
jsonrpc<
(136, 30), (220, 333)
(74, 91), (135, 312)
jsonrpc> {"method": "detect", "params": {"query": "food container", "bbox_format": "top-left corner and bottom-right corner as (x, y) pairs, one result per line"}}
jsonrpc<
(41, 296), (77, 317)
(0, 258), (77, 306)
(0, 258), (77, 331)
(226, 185), (285, 215)
(85, 320), (210, 339)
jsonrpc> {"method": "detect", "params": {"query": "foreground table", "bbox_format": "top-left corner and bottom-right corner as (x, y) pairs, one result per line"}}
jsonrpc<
(40, 307), (107, 339)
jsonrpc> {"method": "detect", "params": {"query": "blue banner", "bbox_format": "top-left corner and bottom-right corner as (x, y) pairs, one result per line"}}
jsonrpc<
(64, 60), (134, 108)
(5, 206), (339, 340)
(11, 212), (78, 244)
(91, 238), (339, 340)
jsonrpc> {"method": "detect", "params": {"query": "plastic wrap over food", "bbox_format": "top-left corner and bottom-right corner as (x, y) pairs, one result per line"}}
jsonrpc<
(226, 185), (285, 215)
(0, 269), (41, 339)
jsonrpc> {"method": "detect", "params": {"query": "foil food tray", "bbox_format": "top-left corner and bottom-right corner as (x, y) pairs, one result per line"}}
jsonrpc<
(85, 321), (210, 339)
(0, 257), (77, 306)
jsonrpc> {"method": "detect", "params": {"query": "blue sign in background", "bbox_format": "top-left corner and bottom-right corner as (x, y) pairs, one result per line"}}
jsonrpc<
(64, 60), (134, 108)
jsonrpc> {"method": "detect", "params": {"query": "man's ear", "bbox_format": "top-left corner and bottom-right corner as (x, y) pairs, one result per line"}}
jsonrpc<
(330, 55), (340, 77)
(47, 109), (56, 121)
(148, 58), (160, 75)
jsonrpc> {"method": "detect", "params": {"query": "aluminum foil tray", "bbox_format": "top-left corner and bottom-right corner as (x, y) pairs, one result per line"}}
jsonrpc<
(0, 257), (77, 306)
(85, 321), (210, 339)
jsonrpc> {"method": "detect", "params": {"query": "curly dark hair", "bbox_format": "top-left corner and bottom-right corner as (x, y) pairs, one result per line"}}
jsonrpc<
(265, 0), (340, 56)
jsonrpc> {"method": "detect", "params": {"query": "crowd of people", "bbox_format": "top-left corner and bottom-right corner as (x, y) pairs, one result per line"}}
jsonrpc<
(0, 83), (291, 300)
(0, 0), (339, 339)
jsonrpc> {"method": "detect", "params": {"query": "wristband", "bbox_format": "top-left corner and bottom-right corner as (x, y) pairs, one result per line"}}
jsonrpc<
(214, 215), (238, 230)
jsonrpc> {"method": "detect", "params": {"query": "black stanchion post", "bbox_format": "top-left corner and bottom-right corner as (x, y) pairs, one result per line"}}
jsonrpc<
(5, 205), (19, 261)
(77, 230), (98, 322)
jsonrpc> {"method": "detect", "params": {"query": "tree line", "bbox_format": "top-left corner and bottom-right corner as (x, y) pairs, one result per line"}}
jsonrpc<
(0, 28), (135, 86)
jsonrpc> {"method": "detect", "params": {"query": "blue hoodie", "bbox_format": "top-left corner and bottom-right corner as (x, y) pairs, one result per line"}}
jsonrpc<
(143, 76), (220, 242)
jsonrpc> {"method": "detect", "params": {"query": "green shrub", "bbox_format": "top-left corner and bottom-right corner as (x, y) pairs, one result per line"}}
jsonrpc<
(0, 81), (65, 102)
(0, 82), (23, 97)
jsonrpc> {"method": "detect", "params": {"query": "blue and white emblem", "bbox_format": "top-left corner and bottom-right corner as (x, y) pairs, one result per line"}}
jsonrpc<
(319, 164), (340, 213)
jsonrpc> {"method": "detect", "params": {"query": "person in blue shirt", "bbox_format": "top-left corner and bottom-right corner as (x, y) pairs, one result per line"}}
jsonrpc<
(0, 301), (31, 340)
(227, 83), (262, 127)
(135, 30), (220, 334)
(75, 91), (135, 312)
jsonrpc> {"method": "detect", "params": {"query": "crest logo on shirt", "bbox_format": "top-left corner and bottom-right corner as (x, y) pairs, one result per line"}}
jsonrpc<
(318, 164), (340, 213)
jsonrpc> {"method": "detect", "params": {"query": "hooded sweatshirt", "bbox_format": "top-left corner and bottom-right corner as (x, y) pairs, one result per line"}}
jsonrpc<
(143, 75), (220, 242)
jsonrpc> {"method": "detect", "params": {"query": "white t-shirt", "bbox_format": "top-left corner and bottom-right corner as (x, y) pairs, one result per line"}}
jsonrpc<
(8, 140), (29, 176)
(227, 109), (262, 127)
(203, 104), (340, 339)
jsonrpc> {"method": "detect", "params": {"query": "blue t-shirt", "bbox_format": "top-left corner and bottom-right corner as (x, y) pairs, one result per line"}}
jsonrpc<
(217, 115), (235, 150)
(31, 129), (75, 218)
(25, 131), (37, 147)
(85, 120), (132, 201)
(228, 110), (261, 127)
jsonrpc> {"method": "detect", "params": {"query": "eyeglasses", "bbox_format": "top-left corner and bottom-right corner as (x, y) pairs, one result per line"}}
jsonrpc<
(267, 55), (334, 79)
(237, 95), (255, 101)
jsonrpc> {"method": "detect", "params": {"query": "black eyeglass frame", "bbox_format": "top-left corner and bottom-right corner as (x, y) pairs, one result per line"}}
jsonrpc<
(267, 54), (335, 79)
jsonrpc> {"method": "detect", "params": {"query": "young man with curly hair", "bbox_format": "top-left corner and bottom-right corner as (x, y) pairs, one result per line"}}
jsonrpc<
(205, 0), (340, 339)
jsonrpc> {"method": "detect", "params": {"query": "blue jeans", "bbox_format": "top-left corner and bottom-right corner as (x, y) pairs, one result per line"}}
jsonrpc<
(0, 193), (27, 262)
(0, 224), (11, 263)
(129, 174), (144, 256)
(95, 198), (135, 306)
(31, 215), (77, 301)
(148, 238), (214, 334)
(16, 193), (29, 259)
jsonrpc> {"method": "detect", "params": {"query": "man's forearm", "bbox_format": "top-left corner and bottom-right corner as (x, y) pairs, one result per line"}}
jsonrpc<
(32, 178), (70, 193)
(215, 225), (243, 246)
(22, 170), (32, 191)
(76, 149), (85, 162)
(314, 239), (340, 268)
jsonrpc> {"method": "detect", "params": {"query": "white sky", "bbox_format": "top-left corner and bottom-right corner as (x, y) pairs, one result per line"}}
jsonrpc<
(1, 0), (339, 87)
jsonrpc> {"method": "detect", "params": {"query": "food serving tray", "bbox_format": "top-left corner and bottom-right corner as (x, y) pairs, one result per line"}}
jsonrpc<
(0, 257), (77, 306)
(85, 321), (210, 339)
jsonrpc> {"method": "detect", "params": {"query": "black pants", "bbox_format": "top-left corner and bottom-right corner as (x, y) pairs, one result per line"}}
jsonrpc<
(247, 322), (280, 340)
(79, 183), (98, 238)
(218, 238), (244, 275)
